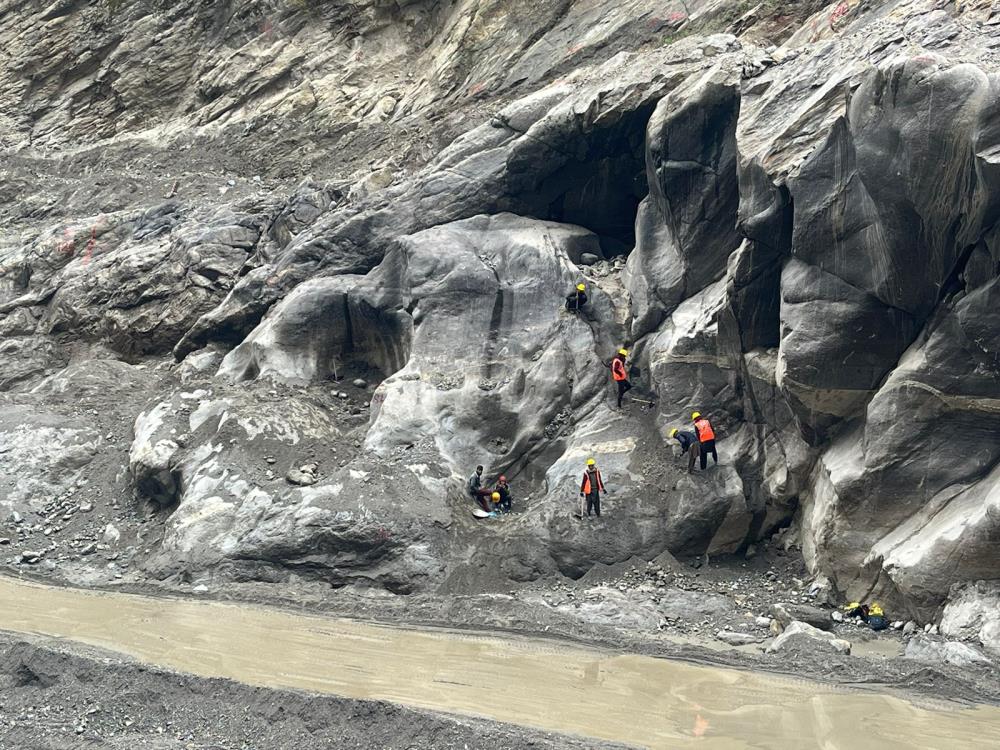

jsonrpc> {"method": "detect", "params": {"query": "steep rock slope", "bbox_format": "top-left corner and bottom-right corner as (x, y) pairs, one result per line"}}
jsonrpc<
(1, 0), (998, 622)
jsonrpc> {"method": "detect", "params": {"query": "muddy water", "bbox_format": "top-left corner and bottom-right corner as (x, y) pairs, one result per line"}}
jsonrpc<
(3, 576), (998, 749)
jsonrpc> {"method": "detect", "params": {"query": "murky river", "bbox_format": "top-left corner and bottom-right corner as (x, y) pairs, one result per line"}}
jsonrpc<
(2, 575), (998, 748)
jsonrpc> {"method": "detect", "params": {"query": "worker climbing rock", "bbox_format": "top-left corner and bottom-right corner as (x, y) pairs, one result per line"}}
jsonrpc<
(578, 458), (605, 518)
(669, 427), (701, 474)
(611, 348), (632, 408)
(565, 282), (588, 312)
(692, 412), (718, 470)
(467, 464), (492, 512)
(493, 475), (512, 513)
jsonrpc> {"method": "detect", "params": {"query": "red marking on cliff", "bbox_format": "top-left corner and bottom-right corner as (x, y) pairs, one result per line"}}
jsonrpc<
(566, 42), (585, 56)
(56, 228), (77, 257)
(261, 17), (274, 40)
(82, 226), (97, 266)
(829, 1), (849, 30)
(467, 81), (488, 97)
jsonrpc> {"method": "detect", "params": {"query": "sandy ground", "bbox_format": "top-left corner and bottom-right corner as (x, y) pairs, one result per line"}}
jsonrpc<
(0, 634), (627, 750)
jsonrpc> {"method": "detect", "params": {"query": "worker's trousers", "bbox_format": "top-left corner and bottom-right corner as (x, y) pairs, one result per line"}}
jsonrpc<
(585, 493), (601, 517)
(616, 379), (632, 407)
(687, 442), (701, 473)
(699, 439), (718, 470)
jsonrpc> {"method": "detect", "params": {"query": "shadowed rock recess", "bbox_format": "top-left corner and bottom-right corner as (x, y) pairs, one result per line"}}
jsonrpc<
(1, 0), (998, 624)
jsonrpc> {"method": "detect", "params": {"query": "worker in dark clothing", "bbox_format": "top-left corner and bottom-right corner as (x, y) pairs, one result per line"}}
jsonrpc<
(565, 282), (588, 312)
(692, 412), (718, 470)
(467, 465), (492, 511)
(493, 475), (512, 513)
(611, 348), (632, 408)
(579, 458), (606, 518)
(670, 427), (702, 473)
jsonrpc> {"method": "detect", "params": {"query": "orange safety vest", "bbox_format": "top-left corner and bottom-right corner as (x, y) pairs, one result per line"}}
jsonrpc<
(581, 469), (605, 496)
(611, 357), (627, 382)
(694, 417), (715, 442)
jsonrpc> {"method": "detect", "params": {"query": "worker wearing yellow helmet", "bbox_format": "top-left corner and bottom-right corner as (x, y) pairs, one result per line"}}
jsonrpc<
(579, 458), (606, 518)
(668, 427), (701, 473)
(611, 348), (632, 408)
(565, 281), (589, 313)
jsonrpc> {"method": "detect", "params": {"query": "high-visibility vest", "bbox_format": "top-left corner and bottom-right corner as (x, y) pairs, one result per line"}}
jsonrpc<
(581, 469), (604, 495)
(611, 358), (627, 382)
(694, 417), (715, 442)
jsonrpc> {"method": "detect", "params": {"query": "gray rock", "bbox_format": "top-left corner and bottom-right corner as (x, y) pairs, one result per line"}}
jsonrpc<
(904, 636), (992, 668)
(579, 253), (600, 266)
(352, 379), (368, 389)
(20, 550), (42, 563)
(767, 621), (851, 656)
(770, 603), (832, 631)
(903, 621), (918, 636)
(715, 630), (763, 646)
(102, 525), (121, 545)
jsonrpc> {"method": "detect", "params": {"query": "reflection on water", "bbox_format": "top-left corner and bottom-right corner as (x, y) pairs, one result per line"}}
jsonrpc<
(1, 576), (997, 749)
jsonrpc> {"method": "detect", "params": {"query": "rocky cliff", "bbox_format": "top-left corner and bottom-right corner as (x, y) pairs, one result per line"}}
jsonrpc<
(1, 0), (998, 626)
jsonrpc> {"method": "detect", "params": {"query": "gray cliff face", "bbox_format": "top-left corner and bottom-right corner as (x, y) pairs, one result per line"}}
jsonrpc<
(1, 0), (998, 621)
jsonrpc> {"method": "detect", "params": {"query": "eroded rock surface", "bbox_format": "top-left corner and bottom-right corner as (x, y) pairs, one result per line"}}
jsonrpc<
(0, 0), (997, 623)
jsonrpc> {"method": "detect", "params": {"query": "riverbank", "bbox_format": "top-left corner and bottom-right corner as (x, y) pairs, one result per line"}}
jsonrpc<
(2, 575), (1000, 749)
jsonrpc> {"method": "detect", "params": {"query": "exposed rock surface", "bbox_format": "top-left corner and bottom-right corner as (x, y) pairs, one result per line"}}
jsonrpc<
(767, 621), (851, 656)
(0, 0), (997, 629)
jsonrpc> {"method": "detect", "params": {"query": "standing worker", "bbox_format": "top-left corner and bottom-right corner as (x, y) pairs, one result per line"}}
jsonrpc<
(669, 427), (702, 473)
(468, 465), (492, 511)
(611, 348), (632, 408)
(566, 282), (588, 312)
(579, 458), (606, 518)
(692, 412), (718, 470)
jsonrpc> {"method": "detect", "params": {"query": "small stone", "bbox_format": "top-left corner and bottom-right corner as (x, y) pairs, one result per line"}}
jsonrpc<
(891, 620), (904, 630)
(80, 544), (96, 555)
(338, 391), (349, 399)
(192, 584), (209, 593)
(716, 630), (762, 646)
(0, 538), (8, 545)
(831, 611), (844, 623)
(352, 378), (368, 389)
(903, 621), (918, 635)
(20, 550), (42, 563)
(755, 616), (771, 628)
(102, 524), (121, 544)
(744, 544), (757, 560)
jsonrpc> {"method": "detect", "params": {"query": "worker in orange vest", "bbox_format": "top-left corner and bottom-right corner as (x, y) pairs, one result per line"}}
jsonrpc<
(578, 458), (606, 518)
(611, 348), (632, 408)
(692, 412), (718, 470)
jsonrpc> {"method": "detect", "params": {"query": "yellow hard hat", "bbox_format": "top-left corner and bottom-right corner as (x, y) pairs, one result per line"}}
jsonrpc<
(670, 428), (678, 437)
(491, 492), (501, 501)
(576, 283), (586, 291)
(692, 411), (701, 420)
(618, 348), (628, 356)
(586, 458), (596, 466)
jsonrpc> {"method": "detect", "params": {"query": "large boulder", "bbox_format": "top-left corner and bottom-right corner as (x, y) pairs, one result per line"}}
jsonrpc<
(767, 621), (851, 656)
(940, 581), (1000, 654)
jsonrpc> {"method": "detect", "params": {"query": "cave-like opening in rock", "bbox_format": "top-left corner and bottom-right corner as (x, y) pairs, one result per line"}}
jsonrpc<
(525, 102), (655, 257)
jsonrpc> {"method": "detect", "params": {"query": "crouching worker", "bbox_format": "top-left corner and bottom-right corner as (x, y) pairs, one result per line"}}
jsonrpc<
(669, 427), (701, 473)
(494, 475), (512, 513)
(566, 282), (588, 312)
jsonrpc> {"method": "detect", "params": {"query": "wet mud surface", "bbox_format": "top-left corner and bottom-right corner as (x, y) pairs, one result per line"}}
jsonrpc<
(2, 576), (1000, 749)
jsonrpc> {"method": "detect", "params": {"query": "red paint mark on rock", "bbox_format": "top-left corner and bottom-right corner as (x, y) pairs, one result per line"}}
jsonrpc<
(467, 81), (488, 97)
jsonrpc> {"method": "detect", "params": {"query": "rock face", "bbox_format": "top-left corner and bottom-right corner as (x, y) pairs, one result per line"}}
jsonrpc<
(0, 0), (998, 616)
